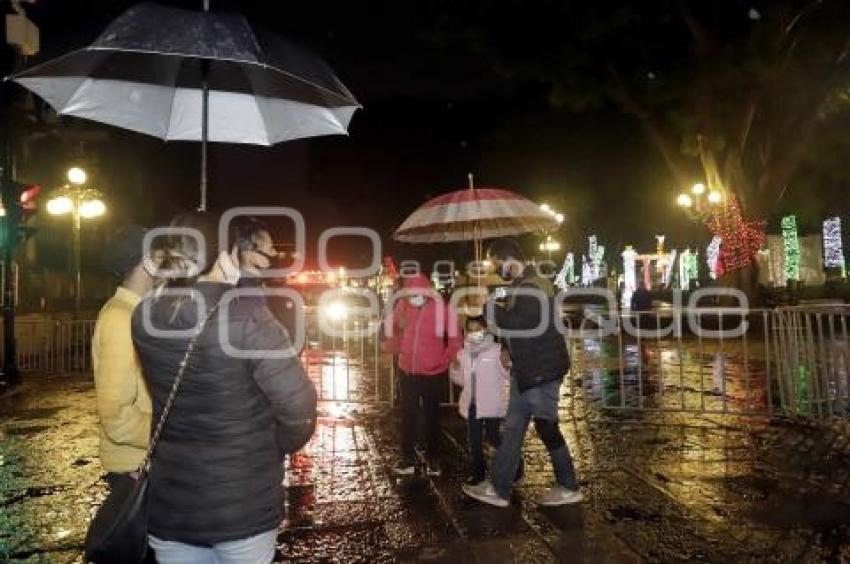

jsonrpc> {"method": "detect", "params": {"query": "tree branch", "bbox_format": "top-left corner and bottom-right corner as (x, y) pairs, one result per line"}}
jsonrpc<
(677, 0), (712, 55)
(605, 62), (693, 186)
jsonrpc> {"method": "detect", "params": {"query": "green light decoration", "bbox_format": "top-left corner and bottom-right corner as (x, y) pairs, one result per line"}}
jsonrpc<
(781, 215), (800, 282)
(793, 365), (811, 415)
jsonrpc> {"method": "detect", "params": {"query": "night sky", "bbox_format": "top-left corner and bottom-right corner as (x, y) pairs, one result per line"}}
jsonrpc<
(10, 0), (845, 270)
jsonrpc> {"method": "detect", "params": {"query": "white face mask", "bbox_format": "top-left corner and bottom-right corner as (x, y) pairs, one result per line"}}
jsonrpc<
(467, 331), (486, 344)
(408, 295), (426, 307)
(218, 251), (241, 285)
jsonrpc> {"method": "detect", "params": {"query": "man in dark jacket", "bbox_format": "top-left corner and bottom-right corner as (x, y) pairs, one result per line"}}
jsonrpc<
(463, 238), (582, 508)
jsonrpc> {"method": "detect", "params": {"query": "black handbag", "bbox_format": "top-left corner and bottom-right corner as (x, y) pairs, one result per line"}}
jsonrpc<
(84, 301), (221, 563)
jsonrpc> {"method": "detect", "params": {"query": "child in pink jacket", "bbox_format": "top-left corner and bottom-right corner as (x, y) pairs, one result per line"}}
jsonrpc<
(450, 316), (522, 485)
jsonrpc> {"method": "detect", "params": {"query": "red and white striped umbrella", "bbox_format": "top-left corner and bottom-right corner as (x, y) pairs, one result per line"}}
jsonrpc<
(393, 187), (558, 243)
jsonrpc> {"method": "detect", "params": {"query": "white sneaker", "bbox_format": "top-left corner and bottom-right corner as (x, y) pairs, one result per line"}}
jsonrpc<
(462, 480), (509, 508)
(538, 485), (584, 506)
(393, 464), (416, 476)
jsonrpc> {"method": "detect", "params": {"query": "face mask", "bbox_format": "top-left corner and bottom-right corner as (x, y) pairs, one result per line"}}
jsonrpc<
(467, 331), (486, 344)
(408, 295), (426, 307)
(218, 251), (241, 285)
(499, 262), (513, 281)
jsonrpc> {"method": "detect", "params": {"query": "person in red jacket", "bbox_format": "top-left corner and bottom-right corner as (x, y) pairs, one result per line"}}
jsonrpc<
(388, 274), (461, 477)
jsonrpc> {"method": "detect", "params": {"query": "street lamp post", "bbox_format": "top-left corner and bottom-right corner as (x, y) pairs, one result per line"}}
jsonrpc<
(47, 168), (106, 312)
(539, 235), (561, 262)
(676, 183), (723, 246)
(538, 202), (565, 263)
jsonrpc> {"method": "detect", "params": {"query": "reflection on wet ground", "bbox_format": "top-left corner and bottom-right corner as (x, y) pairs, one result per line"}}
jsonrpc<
(2, 354), (850, 562)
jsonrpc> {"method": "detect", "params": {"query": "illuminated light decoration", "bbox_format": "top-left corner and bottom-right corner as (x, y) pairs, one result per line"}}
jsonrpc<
(781, 215), (800, 282)
(691, 183), (705, 195)
(663, 249), (677, 287)
(581, 255), (593, 287)
(622, 246), (637, 308)
(707, 190), (722, 204)
(587, 235), (604, 283)
(701, 193), (764, 273)
(679, 250), (690, 290)
(686, 250), (699, 285)
(382, 256), (399, 279)
(677, 193), (693, 207)
(555, 252), (575, 290)
(707, 236), (722, 280)
(823, 217), (843, 268)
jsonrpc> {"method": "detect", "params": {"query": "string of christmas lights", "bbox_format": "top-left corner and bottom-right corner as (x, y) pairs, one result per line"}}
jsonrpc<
(781, 215), (800, 282)
(823, 217), (843, 268)
(707, 236), (722, 279)
(555, 252), (574, 290)
(691, 192), (764, 274)
(622, 246), (637, 308)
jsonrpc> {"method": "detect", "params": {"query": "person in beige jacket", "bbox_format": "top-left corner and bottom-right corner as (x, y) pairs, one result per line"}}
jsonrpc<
(92, 225), (159, 485)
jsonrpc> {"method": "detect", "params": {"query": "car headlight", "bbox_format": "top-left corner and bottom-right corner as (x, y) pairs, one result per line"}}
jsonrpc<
(324, 301), (348, 321)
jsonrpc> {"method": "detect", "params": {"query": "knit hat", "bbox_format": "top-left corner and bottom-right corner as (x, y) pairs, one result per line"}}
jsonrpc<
(102, 225), (148, 277)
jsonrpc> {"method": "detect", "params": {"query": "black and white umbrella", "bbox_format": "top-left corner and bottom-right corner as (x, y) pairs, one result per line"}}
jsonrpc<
(10, 2), (360, 209)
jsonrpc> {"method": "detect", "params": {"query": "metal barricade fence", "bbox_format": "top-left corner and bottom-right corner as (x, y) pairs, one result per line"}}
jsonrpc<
(564, 309), (774, 415)
(8, 318), (96, 374)
(433, 307), (847, 418)
(9, 305), (848, 419)
(770, 305), (850, 418)
(303, 311), (394, 404)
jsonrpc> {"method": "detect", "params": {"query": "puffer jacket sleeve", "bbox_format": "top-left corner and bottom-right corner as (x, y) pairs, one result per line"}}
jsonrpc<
(492, 281), (546, 331)
(244, 304), (317, 457)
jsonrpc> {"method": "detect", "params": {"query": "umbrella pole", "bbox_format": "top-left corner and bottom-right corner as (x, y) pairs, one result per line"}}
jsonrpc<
(468, 172), (481, 288)
(200, 69), (209, 211)
(199, 0), (210, 211)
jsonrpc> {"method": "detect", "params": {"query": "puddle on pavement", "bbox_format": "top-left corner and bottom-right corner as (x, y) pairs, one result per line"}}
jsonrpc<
(10, 408), (63, 421)
(746, 492), (850, 530)
(3, 425), (52, 437)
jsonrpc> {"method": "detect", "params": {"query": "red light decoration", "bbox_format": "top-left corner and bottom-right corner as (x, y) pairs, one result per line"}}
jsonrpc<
(382, 256), (398, 279)
(702, 193), (765, 273)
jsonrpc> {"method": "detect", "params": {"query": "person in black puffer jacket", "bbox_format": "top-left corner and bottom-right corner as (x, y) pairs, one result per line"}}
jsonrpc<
(462, 238), (583, 510)
(132, 211), (316, 563)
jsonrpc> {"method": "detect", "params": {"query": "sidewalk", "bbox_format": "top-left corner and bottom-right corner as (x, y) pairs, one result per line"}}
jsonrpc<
(2, 373), (850, 562)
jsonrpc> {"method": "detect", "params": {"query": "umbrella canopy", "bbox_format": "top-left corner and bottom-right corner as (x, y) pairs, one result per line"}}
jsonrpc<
(393, 187), (559, 243)
(11, 2), (360, 146)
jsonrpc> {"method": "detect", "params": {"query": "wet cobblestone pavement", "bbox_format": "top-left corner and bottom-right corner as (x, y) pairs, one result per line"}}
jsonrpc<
(2, 373), (850, 562)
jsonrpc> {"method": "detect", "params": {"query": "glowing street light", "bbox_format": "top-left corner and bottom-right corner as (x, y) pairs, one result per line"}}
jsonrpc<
(46, 196), (74, 215)
(554, 212), (565, 223)
(707, 190), (722, 204)
(540, 203), (551, 213)
(46, 178), (107, 311)
(676, 193), (693, 207)
(66, 166), (87, 186)
(691, 182), (705, 195)
(78, 199), (106, 219)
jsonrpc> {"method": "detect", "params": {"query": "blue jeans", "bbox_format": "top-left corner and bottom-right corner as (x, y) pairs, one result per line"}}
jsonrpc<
(148, 530), (277, 564)
(491, 378), (578, 499)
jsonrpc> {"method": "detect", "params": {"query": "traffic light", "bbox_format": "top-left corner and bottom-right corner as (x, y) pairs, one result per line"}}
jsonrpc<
(0, 181), (39, 244)
(19, 184), (40, 213)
